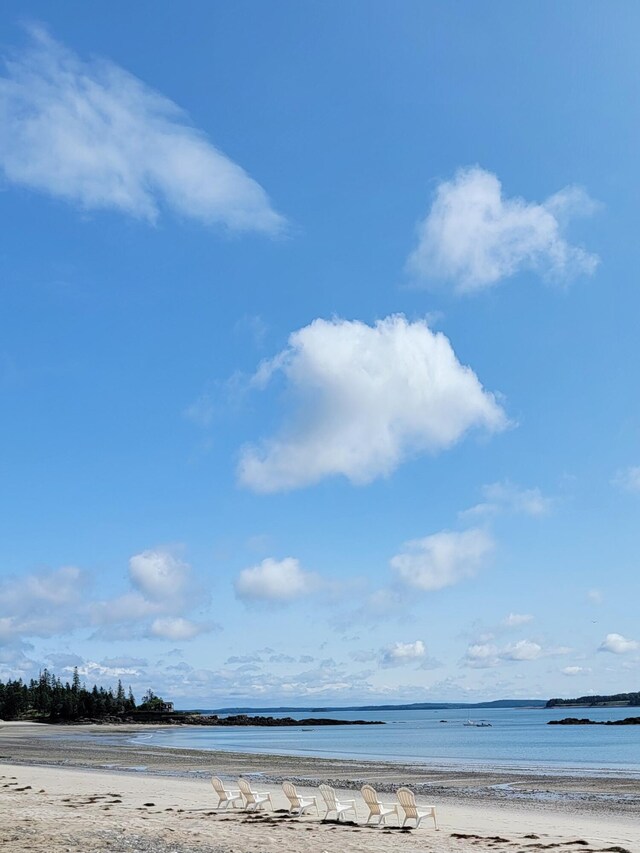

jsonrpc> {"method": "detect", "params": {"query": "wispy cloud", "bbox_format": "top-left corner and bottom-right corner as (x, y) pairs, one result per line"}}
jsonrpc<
(461, 481), (553, 519)
(503, 613), (534, 628)
(0, 26), (284, 233)
(238, 315), (508, 492)
(0, 566), (89, 644)
(562, 665), (591, 676)
(406, 166), (598, 293)
(391, 527), (494, 592)
(611, 466), (640, 493)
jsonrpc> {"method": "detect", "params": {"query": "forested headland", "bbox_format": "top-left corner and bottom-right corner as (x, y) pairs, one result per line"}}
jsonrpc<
(0, 669), (164, 722)
(546, 691), (640, 708)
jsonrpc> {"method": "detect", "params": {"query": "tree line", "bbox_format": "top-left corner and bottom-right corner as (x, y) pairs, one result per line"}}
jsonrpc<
(0, 668), (165, 721)
(546, 690), (640, 708)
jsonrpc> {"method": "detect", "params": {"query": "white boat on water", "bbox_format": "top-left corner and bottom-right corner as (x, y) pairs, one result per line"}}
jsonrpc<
(463, 719), (492, 727)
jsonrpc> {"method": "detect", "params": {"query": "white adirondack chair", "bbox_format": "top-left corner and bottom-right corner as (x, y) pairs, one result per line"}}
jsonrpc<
(318, 783), (357, 821)
(237, 777), (273, 811)
(210, 776), (243, 809)
(282, 780), (318, 814)
(396, 787), (438, 829)
(361, 784), (398, 825)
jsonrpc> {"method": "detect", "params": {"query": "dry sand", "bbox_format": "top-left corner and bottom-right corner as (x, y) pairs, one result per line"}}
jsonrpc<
(1, 723), (638, 852)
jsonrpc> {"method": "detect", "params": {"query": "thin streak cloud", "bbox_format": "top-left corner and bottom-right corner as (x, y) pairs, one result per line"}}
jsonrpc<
(0, 26), (285, 234)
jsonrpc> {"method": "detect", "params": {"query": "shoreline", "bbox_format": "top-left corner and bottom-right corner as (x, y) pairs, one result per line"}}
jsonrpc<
(1, 722), (639, 817)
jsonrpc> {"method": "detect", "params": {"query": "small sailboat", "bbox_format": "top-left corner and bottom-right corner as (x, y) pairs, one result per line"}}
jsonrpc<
(463, 719), (492, 727)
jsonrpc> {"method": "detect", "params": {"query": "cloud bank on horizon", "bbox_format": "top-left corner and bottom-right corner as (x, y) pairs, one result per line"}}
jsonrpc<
(407, 166), (598, 293)
(0, 27), (284, 233)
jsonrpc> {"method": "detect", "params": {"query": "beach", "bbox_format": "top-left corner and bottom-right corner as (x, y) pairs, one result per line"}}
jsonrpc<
(1, 723), (638, 853)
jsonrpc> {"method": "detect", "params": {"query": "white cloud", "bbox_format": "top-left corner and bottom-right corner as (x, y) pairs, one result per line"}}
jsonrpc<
(0, 27), (283, 234)
(1, 546), (212, 646)
(611, 466), (640, 493)
(587, 588), (603, 605)
(463, 637), (565, 668)
(391, 528), (494, 592)
(503, 613), (534, 628)
(239, 315), (507, 492)
(129, 548), (190, 603)
(501, 639), (542, 661)
(234, 557), (318, 602)
(463, 643), (500, 668)
(599, 633), (639, 654)
(380, 640), (426, 667)
(562, 666), (591, 676)
(407, 166), (598, 293)
(462, 481), (553, 519)
(149, 617), (215, 641)
(72, 661), (143, 680)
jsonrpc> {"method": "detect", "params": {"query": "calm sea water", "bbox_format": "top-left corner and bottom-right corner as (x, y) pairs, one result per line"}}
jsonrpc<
(129, 706), (640, 776)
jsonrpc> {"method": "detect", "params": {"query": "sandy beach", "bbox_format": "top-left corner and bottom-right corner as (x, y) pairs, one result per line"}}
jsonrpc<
(1, 723), (638, 853)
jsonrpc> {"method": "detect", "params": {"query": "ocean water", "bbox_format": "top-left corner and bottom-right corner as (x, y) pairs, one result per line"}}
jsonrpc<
(129, 705), (640, 776)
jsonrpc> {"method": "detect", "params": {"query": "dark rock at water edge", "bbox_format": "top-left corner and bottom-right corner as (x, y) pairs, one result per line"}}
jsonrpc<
(58, 712), (385, 726)
(548, 716), (640, 725)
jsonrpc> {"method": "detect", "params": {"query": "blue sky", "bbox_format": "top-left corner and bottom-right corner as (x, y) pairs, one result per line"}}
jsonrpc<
(1, 2), (639, 706)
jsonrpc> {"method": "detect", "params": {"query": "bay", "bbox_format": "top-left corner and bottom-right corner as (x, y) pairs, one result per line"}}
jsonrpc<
(129, 705), (640, 776)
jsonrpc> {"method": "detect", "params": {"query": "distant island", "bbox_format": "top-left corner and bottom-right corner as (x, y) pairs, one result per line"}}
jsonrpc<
(0, 670), (381, 726)
(546, 691), (640, 709)
(204, 699), (547, 714)
(134, 713), (383, 727)
(549, 717), (640, 725)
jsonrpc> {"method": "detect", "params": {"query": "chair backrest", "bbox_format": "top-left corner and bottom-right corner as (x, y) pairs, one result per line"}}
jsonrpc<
(238, 778), (255, 802)
(319, 783), (337, 809)
(361, 784), (380, 813)
(396, 787), (417, 816)
(211, 776), (226, 796)
(282, 781), (299, 807)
